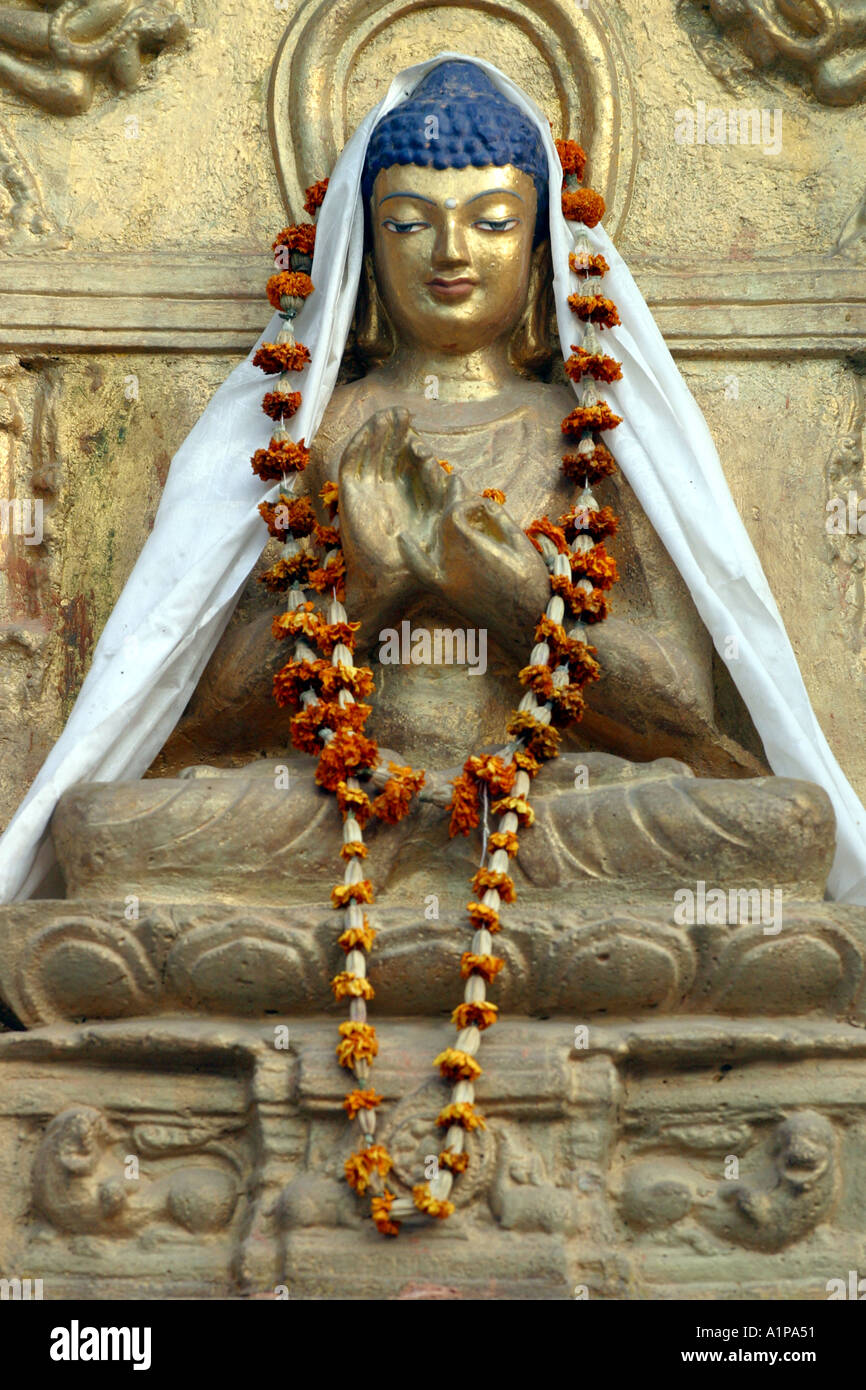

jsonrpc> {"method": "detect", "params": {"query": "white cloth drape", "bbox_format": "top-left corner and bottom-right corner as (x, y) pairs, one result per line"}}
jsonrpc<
(1, 51), (865, 904)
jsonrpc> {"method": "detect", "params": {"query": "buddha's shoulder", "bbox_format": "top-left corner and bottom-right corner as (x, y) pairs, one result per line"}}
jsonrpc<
(313, 376), (395, 452)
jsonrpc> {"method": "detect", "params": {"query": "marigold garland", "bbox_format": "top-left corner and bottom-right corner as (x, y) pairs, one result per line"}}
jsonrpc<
(555, 137), (587, 180)
(567, 293), (621, 328)
(561, 188), (605, 226)
(273, 222), (317, 256)
(266, 274), (314, 312)
(568, 249), (609, 277)
(247, 147), (624, 1235)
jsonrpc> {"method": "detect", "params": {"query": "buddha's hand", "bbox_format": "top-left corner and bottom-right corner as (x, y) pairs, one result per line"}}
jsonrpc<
(338, 408), (447, 642)
(397, 468), (551, 662)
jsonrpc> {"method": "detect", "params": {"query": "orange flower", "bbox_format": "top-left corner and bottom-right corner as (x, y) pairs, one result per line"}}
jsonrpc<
(255, 342), (311, 377)
(437, 1102), (486, 1132)
(471, 868), (516, 903)
(561, 441), (617, 485)
(285, 689), (331, 741)
(519, 663), (554, 700)
(506, 710), (562, 760)
(259, 494), (317, 540)
(548, 576), (610, 624)
(550, 682), (587, 723)
(343, 1087), (383, 1120)
(251, 437), (310, 481)
(567, 293), (620, 329)
(564, 347), (622, 385)
(331, 970), (374, 1000)
(261, 389), (304, 422)
(466, 901), (501, 932)
(561, 188), (606, 226)
(452, 1000), (499, 1031)
(308, 554), (347, 601)
(487, 829), (519, 857)
(371, 762), (425, 824)
(330, 880), (375, 909)
(272, 656), (327, 707)
(272, 222), (317, 256)
(315, 619), (361, 658)
(571, 542), (619, 589)
(439, 1150), (470, 1174)
(266, 273), (314, 310)
(289, 701), (371, 755)
(526, 515), (570, 556)
(259, 551), (317, 593)
(555, 138), (588, 179)
(271, 600), (322, 641)
(320, 479), (339, 512)
(340, 840), (368, 860)
(412, 1183), (455, 1220)
(512, 748), (542, 779)
(438, 459), (453, 474)
(336, 1020), (378, 1067)
(534, 614), (567, 650)
(313, 522), (340, 549)
(337, 918), (376, 953)
(447, 755), (515, 837)
(568, 249), (609, 277)
(464, 755), (516, 795)
(434, 1048), (483, 1082)
(336, 781), (373, 826)
(490, 795), (534, 827)
(447, 771), (480, 838)
(344, 1143), (391, 1195)
(461, 952), (506, 983)
(535, 619), (601, 680)
(317, 661), (374, 702)
(303, 177), (330, 215)
(371, 1190), (400, 1237)
(560, 503), (619, 542)
(561, 403), (622, 435)
(482, 488), (505, 504)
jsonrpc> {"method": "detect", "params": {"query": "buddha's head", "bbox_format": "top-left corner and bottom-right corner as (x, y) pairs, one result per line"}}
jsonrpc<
(353, 61), (554, 374)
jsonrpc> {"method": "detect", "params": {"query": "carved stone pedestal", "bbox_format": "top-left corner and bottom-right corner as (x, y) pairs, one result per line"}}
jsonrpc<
(1, 1015), (863, 1300)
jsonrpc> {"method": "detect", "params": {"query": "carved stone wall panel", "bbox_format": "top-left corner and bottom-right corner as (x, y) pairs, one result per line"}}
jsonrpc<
(682, 355), (866, 803)
(0, 352), (240, 829)
(681, 0), (866, 107)
(2, 1018), (866, 1298)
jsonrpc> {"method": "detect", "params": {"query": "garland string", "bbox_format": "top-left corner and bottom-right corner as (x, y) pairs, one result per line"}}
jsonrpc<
(249, 139), (623, 1233)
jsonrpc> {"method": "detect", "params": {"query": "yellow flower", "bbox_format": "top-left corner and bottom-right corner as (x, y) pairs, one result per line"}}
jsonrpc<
(434, 1048), (483, 1082)
(330, 971), (374, 1001)
(412, 1183), (455, 1220)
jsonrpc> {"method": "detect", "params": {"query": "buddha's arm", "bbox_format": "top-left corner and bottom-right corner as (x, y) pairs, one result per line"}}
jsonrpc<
(396, 461), (765, 777)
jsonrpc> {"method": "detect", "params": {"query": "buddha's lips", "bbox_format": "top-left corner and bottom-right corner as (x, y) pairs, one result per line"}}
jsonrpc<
(426, 276), (478, 300)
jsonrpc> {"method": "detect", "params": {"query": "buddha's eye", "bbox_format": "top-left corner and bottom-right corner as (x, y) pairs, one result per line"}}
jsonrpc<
(382, 218), (430, 234)
(473, 217), (520, 232)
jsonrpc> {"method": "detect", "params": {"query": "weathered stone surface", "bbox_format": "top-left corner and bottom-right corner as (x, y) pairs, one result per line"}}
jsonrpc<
(1, 1017), (865, 1299)
(3, 895), (865, 1028)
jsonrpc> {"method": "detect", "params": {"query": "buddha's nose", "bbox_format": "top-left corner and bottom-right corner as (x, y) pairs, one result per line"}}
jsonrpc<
(432, 216), (470, 268)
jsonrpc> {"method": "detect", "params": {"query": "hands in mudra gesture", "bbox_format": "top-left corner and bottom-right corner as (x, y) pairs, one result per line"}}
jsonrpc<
(338, 407), (550, 658)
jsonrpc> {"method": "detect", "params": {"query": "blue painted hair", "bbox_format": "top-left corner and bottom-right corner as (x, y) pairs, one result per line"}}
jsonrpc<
(362, 61), (549, 242)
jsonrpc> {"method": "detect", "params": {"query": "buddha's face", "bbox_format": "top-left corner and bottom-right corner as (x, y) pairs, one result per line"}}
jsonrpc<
(370, 162), (538, 355)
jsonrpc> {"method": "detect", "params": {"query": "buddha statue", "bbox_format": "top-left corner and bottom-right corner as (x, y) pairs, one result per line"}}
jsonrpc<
(51, 62), (835, 915)
(2, 47), (866, 1299)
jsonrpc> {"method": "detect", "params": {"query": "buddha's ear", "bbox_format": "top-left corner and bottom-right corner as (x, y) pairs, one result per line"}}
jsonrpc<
(351, 250), (398, 370)
(508, 237), (555, 380)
